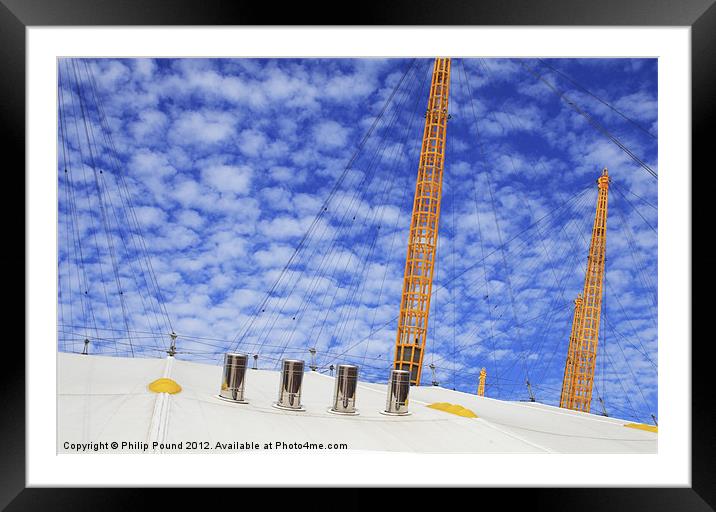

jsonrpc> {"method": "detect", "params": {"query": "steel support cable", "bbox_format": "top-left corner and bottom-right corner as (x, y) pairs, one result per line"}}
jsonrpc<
(265, 62), (426, 359)
(474, 58), (596, 391)
(325, 65), (429, 356)
(297, 225), (381, 368)
(611, 182), (657, 234)
(473, 67), (602, 388)
(328, 214), (389, 362)
(602, 341), (644, 422)
(59, 331), (164, 346)
(602, 315), (657, 370)
(228, 59), (418, 352)
(600, 293), (608, 409)
(430, 201), (588, 376)
(527, 237), (593, 386)
(240, 89), (413, 356)
(70, 60), (135, 356)
(448, 89), (458, 391)
(518, 59), (658, 181)
(430, 232), (441, 369)
(521, 208), (596, 385)
(456, 69), (503, 396)
(78, 61), (165, 353)
(58, 322), (393, 364)
(59, 328), (391, 365)
(310, 179), (398, 366)
(399, 299), (572, 371)
(571, 219), (658, 370)
(433, 193), (594, 383)
(81, 60), (174, 341)
(360, 138), (415, 365)
(527, 201), (601, 386)
(454, 189), (593, 338)
(611, 187), (658, 325)
(358, 62), (432, 367)
(58, 62), (112, 348)
(70, 61), (135, 352)
(460, 59), (533, 386)
(58, 324), (381, 361)
(571, 216), (656, 414)
(60, 61), (99, 342)
(535, 58), (658, 141)
(58, 70), (79, 348)
(253, 63), (424, 361)
(603, 277), (657, 368)
(65, 59), (118, 341)
(620, 186), (657, 211)
(320, 185), (593, 366)
(300, 78), (426, 363)
(325, 186), (591, 373)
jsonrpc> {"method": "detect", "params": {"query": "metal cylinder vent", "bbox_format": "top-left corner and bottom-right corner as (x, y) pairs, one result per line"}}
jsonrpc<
(219, 352), (249, 403)
(273, 359), (305, 411)
(329, 364), (359, 415)
(381, 369), (411, 416)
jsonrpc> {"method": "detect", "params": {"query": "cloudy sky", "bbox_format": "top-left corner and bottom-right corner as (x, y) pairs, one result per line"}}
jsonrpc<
(57, 57), (658, 423)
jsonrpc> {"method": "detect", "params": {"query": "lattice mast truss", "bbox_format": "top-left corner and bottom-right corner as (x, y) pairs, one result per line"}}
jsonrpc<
(392, 58), (451, 386)
(560, 168), (611, 412)
(477, 368), (487, 397)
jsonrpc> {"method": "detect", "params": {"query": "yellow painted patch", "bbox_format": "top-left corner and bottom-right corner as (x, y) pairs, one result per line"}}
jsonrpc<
(148, 378), (182, 394)
(624, 422), (658, 433)
(427, 402), (478, 418)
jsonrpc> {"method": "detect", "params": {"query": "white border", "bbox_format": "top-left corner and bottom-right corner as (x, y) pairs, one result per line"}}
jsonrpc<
(27, 27), (690, 486)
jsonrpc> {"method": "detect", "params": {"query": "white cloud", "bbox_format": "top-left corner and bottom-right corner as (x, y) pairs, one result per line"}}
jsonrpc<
(170, 111), (235, 146)
(201, 164), (253, 195)
(313, 120), (350, 149)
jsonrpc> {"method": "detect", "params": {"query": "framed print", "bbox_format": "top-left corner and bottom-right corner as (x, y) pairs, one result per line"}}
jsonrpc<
(2, 0), (708, 508)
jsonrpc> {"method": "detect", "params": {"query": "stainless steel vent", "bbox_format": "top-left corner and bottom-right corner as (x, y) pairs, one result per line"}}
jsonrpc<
(329, 364), (359, 415)
(273, 359), (305, 411)
(218, 353), (249, 403)
(381, 369), (411, 415)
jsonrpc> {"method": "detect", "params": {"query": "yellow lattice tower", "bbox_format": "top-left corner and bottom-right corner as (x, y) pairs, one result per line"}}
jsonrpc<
(393, 58), (451, 385)
(560, 168), (610, 412)
(559, 294), (584, 407)
(477, 367), (487, 397)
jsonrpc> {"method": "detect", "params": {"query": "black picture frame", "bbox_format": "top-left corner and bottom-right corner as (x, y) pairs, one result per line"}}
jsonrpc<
(2, 0), (706, 508)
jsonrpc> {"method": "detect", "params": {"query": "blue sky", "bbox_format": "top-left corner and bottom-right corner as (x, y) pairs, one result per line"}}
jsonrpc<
(57, 57), (658, 423)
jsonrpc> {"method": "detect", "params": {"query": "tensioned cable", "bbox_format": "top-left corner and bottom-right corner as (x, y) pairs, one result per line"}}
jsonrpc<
(611, 182), (657, 234)
(611, 186), (658, 326)
(227, 58), (417, 353)
(277, 60), (425, 352)
(473, 58), (597, 393)
(321, 183), (593, 366)
(518, 59), (657, 181)
(428, 191), (594, 385)
(62, 60), (117, 350)
(77, 61), (166, 354)
(535, 58), (658, 140)
(81, 60), (174, 341)
(571, 210), (656, 417)
(70, 60), (135, 356)
(259, 60), (426, 363)
(461, 59), (534, 387)
(321, 188), (591, 374)
(296, 62), (427, 364)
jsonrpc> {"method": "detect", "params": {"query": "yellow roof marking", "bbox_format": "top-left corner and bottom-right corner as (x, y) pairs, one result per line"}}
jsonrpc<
(624, 422), (658, 433)
(148, 377), (182, 394)
(427, 402), (478, 418)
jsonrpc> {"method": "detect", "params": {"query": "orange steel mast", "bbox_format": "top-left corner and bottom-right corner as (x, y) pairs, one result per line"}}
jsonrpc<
(392, 58), (451, 386)
(477, 367), (487, 397)
(560, 168), (610, 412)
(559, 295), (584, 407)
